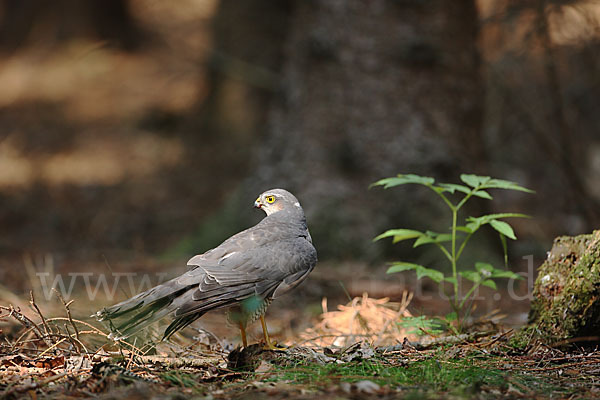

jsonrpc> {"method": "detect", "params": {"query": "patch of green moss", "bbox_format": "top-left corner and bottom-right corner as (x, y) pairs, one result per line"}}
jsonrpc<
(516, 230), (600, 345)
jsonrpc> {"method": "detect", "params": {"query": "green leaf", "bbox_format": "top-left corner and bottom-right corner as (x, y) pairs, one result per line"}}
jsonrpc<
(413, 232), (452, 247)
(465, 213), (530, 234)
(477, 212), (531, 221)
(481, 280), (497, 290)
(465, 220), (482, 233)
(398, 174), (436, 185)
(371, 174), (435, 189)
(472, 190), (492, 199)
(415, 266), (444, 283)
(490, 269), (523, 280)
(455, 226), (474, 234)
(444, 276), (457, 284)
(370, 177), (399, 189)
(387, 262), (421, 274)
(398, 316), (445, 336)
(475, 262), (494, 277)
(438, 183), (471, 194)
(458, 175), (534, 193)
(430, 185), (447, 194)
(445, 312), (458, 322)
(459, 270), (481, 283)
(482, 178), (535, 193)
(490, 219), (516, 240)
(387, 262), (444, 283)
(460, 174), (490, 188)
(374, 229), (422, 242)
(465, 216), (488, 231)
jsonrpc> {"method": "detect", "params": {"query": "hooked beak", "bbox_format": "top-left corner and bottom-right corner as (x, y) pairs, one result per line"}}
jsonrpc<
(254, 198), (262, 209)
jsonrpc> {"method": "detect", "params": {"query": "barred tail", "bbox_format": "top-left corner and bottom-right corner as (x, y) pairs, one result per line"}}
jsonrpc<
(93, 278), (195, 340)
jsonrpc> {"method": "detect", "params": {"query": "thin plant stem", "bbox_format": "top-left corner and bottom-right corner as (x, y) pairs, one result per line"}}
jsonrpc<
(456, 232), (474, 261)
(428, 186), (455, 211)
(452, 188), (479, 320)
(460, 282), (482, 310)
(434, 242), (453, 262)
(451, 208), (458, 310)
(428, 184), (460, 310)
(456, 187), (477, 211)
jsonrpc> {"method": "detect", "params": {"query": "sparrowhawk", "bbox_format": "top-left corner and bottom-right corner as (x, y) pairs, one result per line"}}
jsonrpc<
(94, 189), (317, 349)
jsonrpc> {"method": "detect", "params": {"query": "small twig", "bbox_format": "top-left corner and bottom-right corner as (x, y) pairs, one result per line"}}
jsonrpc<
(52, 288), (81, 341)
(4, 305), (53, 350)
(108, 336), (148, 360)
(38, 337), (68, 357)
(3, 336), (15, 353)
(45, 317), (107, 336)
(411, 331), (494, 350)
(68, 332), (90, 355)
(126, 337), (138, 370)
(477, 329), (513, 348)
(63, 323), (83, 353)
(1, 305), (31, 329)
(551, 336), (600, 348)
(13, 324), (92, 354)
(522, 359), (600, 373)
(29, 291), (51, 337)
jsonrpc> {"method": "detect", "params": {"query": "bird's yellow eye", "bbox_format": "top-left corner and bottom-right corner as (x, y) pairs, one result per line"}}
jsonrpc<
(265, 195), (276, 204)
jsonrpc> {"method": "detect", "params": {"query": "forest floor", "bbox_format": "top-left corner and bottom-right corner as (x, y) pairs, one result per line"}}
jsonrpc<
(3, 337), (600, 399)
(1, 273), (598, 400)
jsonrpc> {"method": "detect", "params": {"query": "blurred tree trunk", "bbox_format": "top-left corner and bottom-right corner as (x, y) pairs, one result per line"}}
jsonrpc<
(169, 0), (295, 254)
(251, 0), (485, 259)
(534, 0), (600, 224)
(189, 0), (292, 152)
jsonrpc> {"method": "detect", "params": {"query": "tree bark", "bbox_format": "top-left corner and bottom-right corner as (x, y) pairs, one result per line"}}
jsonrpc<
(251, 0), (484, 259)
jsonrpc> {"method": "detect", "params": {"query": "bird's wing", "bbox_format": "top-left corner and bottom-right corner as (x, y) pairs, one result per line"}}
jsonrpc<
(172, 237), (317, 317)
(186, 221), (274, 265)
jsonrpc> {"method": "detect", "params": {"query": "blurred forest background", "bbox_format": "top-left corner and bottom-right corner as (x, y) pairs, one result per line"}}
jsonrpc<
(0, 0), (599, 308)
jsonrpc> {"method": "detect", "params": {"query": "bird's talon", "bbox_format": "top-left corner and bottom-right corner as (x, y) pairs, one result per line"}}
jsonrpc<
(262, 341), (287, 351)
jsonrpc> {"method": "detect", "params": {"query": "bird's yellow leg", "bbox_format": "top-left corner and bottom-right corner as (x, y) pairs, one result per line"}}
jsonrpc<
(260, 315), (285, 350)
(239, 321), (248, 348)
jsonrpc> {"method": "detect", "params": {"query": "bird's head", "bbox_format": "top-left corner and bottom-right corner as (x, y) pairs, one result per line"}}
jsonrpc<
(254, 189), (302, 216)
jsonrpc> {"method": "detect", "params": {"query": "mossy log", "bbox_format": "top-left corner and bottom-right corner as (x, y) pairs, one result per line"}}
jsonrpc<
(517, 230), (600, 346)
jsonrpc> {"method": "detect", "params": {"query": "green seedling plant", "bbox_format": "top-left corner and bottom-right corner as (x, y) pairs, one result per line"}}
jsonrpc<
(373, 174), (533, 331)
(399, 315), (445, 336)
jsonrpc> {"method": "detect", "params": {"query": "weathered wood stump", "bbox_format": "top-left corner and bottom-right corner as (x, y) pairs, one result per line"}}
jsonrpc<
(515, 230), (600, 347)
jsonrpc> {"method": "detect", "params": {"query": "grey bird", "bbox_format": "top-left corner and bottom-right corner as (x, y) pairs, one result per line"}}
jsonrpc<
(93, 189), (317, 349)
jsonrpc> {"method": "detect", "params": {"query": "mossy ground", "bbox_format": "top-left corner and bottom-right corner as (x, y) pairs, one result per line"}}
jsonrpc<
(516, 230), (600, 346)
